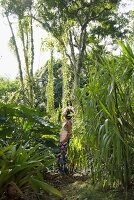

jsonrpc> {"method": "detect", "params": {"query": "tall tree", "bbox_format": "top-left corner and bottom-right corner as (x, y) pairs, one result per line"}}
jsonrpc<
(35, 0), (126, 91)
(0, 0), (24, 94)
(0, 0), (35, 106)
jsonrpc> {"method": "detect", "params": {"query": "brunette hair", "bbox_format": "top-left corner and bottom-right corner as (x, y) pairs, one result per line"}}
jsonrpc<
(63, 107), (74, 120)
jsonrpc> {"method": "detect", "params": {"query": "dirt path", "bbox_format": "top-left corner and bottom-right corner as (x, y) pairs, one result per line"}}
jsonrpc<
(0, 172), (87, 200)
(44, 172), (134, 200)
(44, 172), (88, 200)
(1, 173), (133, 200)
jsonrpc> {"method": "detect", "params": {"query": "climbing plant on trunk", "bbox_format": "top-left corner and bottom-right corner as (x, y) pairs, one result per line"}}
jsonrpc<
(18, 16), (34, 107)
(59, 47), (71, 109)
(46, 48), (54, 115)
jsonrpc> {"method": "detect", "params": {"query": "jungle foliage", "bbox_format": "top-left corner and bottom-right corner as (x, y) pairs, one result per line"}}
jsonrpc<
(0, 0), (134, 198)
(0, 103), (61, 197)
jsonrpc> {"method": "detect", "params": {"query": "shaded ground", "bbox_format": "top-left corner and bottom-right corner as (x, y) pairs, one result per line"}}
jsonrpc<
(0, 173), (87, 200)
(43, 172), (134, 200)
(1, 172), (134, 200)
(43, 172), (88, 200)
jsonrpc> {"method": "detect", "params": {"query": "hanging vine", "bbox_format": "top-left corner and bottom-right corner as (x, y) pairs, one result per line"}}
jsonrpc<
(61, 49), (72, 109)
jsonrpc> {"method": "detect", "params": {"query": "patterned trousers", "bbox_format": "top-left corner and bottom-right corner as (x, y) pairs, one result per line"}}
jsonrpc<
(56, 141), (69, 175)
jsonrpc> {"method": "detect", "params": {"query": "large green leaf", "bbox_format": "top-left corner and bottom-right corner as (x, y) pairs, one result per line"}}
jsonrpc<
(99, 101), (112, 119)
(30, 177), (62, 198)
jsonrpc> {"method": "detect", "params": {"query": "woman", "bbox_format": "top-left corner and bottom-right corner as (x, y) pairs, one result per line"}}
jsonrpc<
(57, 107), (74, 175)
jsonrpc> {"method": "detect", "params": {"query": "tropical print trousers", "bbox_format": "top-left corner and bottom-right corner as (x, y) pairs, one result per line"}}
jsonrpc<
(56, 141), (69, 175)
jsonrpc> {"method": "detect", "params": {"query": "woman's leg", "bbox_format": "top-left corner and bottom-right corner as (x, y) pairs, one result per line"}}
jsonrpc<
(57, 142), (69, 175)
(62, 142), (69, 175)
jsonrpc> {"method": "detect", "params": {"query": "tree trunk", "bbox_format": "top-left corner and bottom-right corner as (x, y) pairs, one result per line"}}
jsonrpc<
(30, 13), (34, 77)
(62, 50), (70, 108)
(46, 48), (54, 114)
(6, 15), (24, 93)
(19, 18), (34, 107)
(69, 27), (87, 90)
(30, 14), (34, 107)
